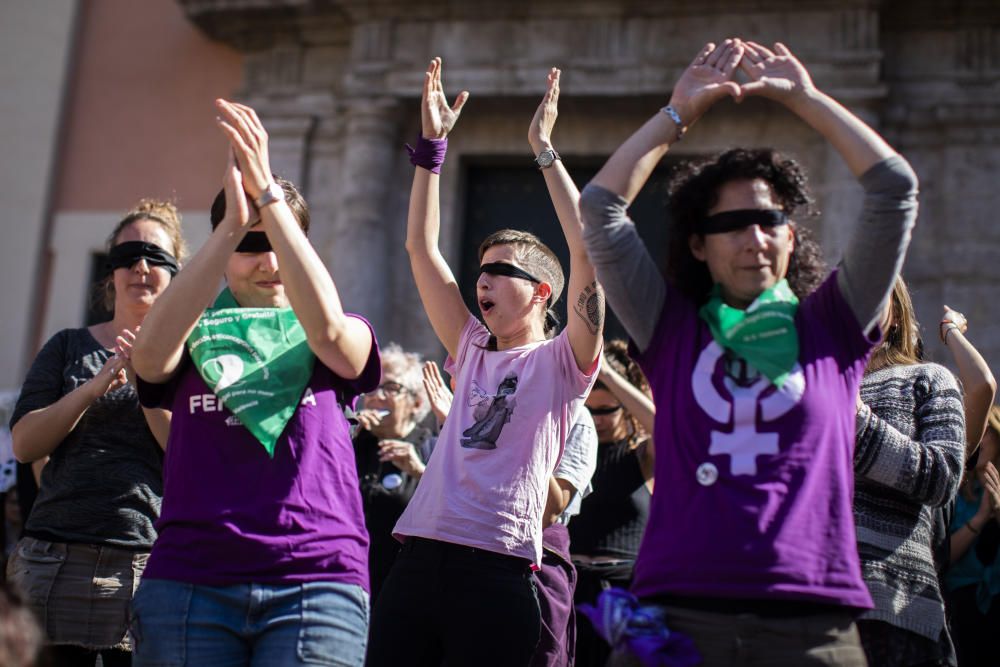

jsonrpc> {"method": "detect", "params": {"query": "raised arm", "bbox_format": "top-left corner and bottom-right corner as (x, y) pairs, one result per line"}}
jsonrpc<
(215, 100), (372, 379)
(132, 155), (253, 383)
(580, 41), (743, 351)
(529, 68), (603, 371)
(596, 360), (656, 438)
(738, 41), (918, 333)
(404, 58), (472, 359)
(940, 306), (997, 456)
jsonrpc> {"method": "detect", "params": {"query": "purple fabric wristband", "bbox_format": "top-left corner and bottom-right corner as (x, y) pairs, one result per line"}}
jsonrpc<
(405, 135), (448, 174)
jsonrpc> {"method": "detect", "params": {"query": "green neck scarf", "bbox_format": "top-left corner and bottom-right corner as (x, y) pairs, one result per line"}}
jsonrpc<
(186, 288), (315, 457)
(697, 279), (800, 388)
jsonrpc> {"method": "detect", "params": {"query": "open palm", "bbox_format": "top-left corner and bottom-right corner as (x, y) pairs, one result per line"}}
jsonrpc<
(739, 42), (815, 103)
(668, 40), (743, 126)
(422, 57), (469, 140)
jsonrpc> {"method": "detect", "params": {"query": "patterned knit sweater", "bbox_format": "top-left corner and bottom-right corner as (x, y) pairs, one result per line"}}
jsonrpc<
(854, 362), (965, 641)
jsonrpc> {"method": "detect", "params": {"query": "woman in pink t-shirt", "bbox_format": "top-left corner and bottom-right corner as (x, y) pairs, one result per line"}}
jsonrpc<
(366, 61), (603, 667)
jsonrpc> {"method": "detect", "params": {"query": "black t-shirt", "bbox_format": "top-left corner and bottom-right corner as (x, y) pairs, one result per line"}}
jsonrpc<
(569, 439), (651, 559)
(354, 425), (434, 595)
(10, 328), (163, 548)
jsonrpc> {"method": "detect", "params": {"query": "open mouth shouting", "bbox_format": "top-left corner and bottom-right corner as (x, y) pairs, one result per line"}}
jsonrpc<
(479, 298), (495, 316)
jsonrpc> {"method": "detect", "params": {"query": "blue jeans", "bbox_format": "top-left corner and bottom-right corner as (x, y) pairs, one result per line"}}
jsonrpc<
(130, 578), (369, 667)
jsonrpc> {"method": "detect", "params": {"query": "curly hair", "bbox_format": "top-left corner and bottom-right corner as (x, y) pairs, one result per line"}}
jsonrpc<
(666, 147), (826, 303)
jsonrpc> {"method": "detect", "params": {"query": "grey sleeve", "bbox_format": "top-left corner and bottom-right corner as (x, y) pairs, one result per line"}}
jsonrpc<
(836, 155), (919, 334)
(854, 368), (965, 508)
(580, 183), (666, 352)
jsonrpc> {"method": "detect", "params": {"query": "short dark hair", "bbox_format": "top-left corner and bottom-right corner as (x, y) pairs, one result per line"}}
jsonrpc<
(210, 176), (310, 234)
(478, 229), (565, 337)
(666, 147), (825, 303)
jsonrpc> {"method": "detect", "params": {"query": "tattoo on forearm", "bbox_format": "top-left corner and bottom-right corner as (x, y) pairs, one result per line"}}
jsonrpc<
(574, 281), (605, 335)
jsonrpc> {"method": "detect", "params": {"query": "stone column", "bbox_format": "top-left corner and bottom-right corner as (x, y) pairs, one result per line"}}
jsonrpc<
(326, 98), (402, 336)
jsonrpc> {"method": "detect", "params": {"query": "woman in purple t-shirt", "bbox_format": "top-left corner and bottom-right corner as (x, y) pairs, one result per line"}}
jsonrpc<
(579, 39), (919, 666)
(129, 100), (379, 667)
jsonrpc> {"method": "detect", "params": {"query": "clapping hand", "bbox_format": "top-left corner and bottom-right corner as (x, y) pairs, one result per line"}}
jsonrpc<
(529, 67), (560, 154)
(88, 353), (128, 400)
(215, 99), (273, 202)
(114, 327), (140, 386)
(379, 439), (426, 477)
(422, 361), (453, 428)
(422, 57), (469, 140)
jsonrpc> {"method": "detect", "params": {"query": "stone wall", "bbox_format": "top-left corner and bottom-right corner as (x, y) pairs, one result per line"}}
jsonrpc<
(179, 0), (1000, 371)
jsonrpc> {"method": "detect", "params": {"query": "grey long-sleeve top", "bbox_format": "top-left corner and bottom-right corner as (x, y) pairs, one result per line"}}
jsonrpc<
(579, 154), (919, 352)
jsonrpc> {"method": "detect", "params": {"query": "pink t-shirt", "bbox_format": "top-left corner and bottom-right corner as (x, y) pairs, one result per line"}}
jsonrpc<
(393, 316), (598, 565)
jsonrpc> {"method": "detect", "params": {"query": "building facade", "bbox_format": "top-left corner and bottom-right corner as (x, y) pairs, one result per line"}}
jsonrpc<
(2, 0), (998, 392)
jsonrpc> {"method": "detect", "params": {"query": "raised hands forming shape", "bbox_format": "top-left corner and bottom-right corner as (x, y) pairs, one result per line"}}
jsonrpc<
(667, 39), (744, 128)
(738, 41), (817, 105)
(668, 39), (821, 129)
(422, 57), (469, 140)
(529, 67), (560, 154)
(215, 99), (273, 202)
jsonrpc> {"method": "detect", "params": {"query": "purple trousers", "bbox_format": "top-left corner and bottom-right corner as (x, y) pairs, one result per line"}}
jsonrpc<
(530, 523), (577, 667)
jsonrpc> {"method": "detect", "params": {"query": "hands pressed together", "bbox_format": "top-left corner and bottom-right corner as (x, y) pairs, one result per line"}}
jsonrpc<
(667, 38), (817, 135)
(88, 327), (142, 400)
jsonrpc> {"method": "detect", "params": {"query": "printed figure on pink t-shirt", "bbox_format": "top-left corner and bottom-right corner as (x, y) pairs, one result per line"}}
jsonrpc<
(461, 373), (519, 450)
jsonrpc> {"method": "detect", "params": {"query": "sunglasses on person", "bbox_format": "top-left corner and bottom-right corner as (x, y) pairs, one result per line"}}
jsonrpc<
(587, 404), (623, 416)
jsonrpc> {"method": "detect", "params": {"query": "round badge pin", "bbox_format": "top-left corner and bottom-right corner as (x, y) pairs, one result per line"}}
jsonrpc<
(381, 473), (404, 490)
(696, 462), (718, 486)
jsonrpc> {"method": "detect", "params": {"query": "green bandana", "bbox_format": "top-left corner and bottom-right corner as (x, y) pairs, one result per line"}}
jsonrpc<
(186, 289), (315, 457)
(698, 279), (800, 388)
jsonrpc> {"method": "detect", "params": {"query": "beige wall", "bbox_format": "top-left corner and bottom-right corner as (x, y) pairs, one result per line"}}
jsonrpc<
(9, 0), (244, 389)
(0, 1), (79, 391)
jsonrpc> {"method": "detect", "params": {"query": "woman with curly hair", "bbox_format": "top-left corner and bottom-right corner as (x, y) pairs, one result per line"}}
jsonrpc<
(580, 39), (918, 665)
(570, 339), (654, 667)
(8, 200), (184, 666)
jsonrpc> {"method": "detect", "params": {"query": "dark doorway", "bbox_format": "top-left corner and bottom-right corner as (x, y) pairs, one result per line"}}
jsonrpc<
(459, 157), (682, 344)
(85, 252), (111, 325)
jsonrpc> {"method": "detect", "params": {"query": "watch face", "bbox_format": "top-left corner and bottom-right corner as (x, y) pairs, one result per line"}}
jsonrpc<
(536, 150), (554, 168)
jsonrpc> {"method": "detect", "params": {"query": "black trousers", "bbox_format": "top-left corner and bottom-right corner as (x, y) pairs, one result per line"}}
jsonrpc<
(366, 537), (541, 667)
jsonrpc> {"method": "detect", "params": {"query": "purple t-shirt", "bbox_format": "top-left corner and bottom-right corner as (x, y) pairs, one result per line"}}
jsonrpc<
(137, 316), (380, 590)
(632, 273), (875, 608)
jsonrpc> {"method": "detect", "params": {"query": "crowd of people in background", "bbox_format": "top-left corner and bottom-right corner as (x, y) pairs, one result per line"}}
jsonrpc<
(1, 37), (998, 667)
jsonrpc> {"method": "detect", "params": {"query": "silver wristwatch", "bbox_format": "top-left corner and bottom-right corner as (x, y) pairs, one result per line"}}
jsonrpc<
(255, 182), (285, 210)
(535, 148), (561, 170)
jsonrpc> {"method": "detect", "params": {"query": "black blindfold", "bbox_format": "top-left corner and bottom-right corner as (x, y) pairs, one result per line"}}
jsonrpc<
(235, 232), (273, 254)
(479, 262), (541, 284)
(701, 209), (788, 235)
(106, 241), (179, 276)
